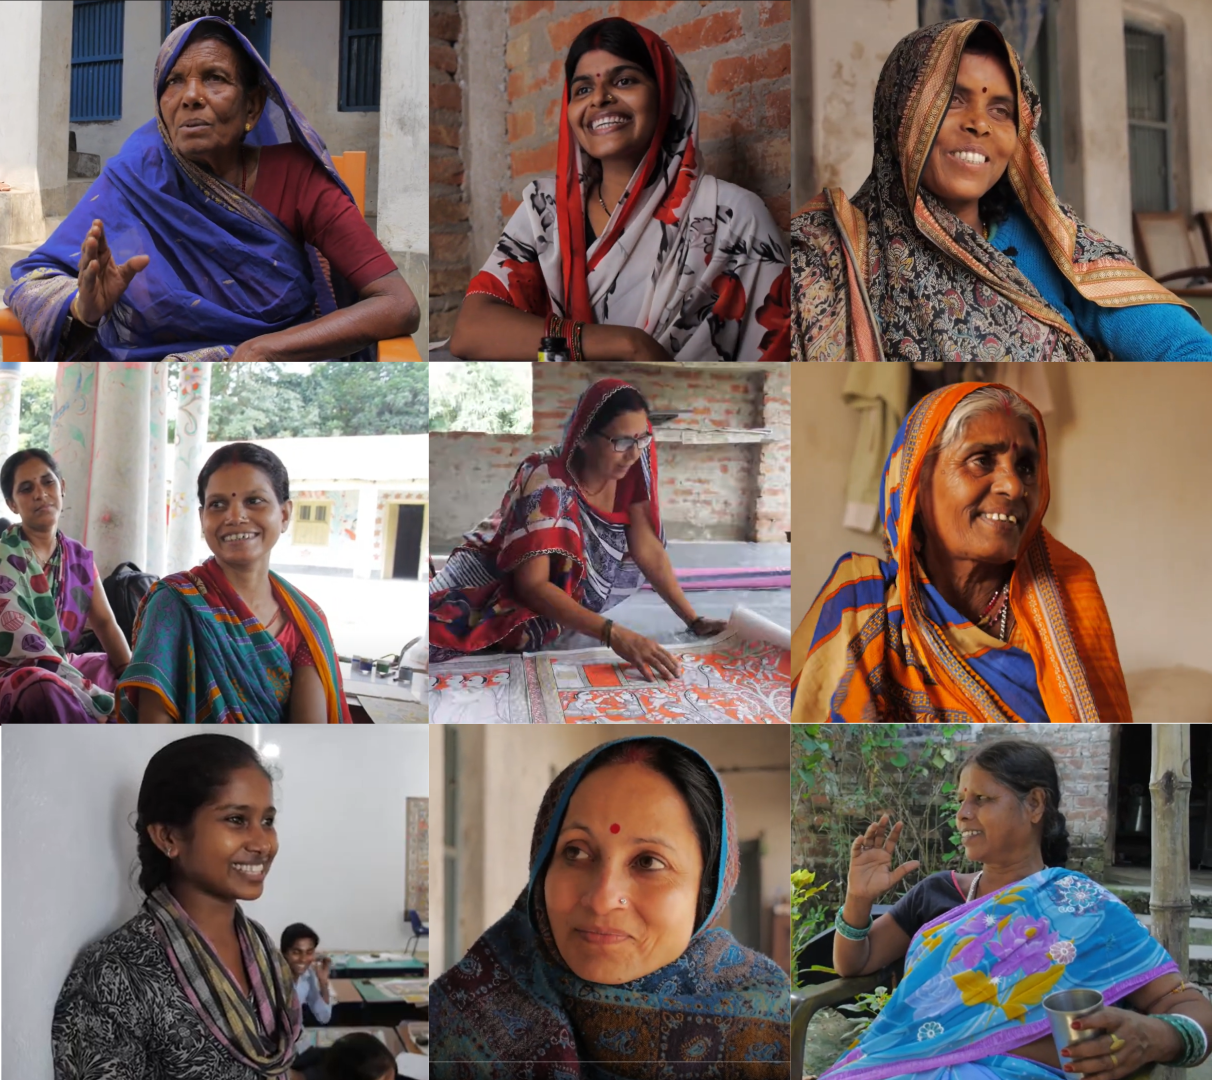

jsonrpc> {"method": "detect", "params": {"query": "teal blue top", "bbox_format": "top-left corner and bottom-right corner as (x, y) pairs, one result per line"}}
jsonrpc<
(990, 206), (1212, 361)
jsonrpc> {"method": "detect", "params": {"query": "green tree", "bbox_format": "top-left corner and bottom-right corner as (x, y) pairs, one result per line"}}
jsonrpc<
(429, 362), (531, 433)
(17, 377), (55, 451)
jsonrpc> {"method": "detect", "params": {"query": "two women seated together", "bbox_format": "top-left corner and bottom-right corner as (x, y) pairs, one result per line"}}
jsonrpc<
(448, 16), (790, 363)
(815, 738), (1212, 1079)
(431, 735), (790, 1077)
(791, 19), (1212, 361)
(429, 378), (726, 681)
(53, 734), (398, 1080)
(0, 443), (350, 723)
(3, 16), (418, 362)
(791, 382), (1132, 723)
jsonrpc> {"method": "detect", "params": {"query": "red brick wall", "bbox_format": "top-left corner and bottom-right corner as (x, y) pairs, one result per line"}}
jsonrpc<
(430, 0), (470, 342)
(430, 363), (791, 546)
(447, 0), (790, 298)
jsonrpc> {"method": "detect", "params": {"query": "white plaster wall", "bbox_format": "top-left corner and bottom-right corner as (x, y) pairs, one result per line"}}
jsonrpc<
(69, 0), (163, 166)
(466, 728), (791, 959)
(797, 0), (918, 203)
(376, 0), (427, 257)
(0, 2), (45, 189)
(1163, 0), (1212, 216)
(272, 0), (383, 219)
(1, 725), (428, 1080)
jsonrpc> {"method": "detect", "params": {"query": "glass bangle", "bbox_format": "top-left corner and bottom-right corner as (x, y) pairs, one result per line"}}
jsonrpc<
(1157, 1013), (1210, 1067)
(834, 909), (874, 941)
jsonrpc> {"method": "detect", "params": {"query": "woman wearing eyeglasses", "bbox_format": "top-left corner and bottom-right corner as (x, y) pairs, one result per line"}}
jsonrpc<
(429, 379), (725, 681)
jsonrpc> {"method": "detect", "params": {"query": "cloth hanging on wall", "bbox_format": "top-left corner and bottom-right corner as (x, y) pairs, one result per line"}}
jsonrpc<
(842, 365), (911, 533)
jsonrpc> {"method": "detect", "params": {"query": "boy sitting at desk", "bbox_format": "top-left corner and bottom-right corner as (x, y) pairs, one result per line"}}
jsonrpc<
(282, 922), (333, 1025)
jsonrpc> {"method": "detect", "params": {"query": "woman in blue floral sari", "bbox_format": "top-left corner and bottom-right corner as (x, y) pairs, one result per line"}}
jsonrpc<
(4, 16), (417, 362)
(820, 739), (1211, 1080)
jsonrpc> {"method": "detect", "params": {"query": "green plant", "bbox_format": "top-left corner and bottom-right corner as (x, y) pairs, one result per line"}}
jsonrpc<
(792, 725), (975, 917)
(790, 868), (831, 989)
(837, 984), (894, 1038)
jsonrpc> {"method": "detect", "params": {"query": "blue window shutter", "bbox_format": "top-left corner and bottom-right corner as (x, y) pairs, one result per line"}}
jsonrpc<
(71, 0), (125, 122)
(339, 0), (381, 112)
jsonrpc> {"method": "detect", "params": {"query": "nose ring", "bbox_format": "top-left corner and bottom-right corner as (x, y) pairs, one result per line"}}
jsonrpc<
(619, 897), (628, 907)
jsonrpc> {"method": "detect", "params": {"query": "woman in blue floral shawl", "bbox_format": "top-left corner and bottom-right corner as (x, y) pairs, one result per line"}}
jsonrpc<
(819, 739), (1211, 1080)
(431, 735), (790, 1078)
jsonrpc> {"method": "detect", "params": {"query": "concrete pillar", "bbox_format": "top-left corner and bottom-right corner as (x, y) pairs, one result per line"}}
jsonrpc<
(0, 363), (23, 463)
(146, 362), (169, 576)
(352, 484), (379, 580)
(87, 363), (150, 577)
(167, 362), (211, 573)
(50, 362), (98, 542)
(793, 0), (918, 208)
(0, 1), (72, 228)
(1057, 0), (1134, 250)
(462, 1), (510, 279)
(377, 0), (429, 348)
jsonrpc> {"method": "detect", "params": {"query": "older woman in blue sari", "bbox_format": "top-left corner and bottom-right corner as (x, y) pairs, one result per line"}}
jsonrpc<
(818, 739), (1211, 1080)
(3, 17), (418, 363)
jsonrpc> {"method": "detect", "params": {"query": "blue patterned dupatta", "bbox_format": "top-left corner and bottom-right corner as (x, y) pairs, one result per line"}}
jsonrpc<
(822, 868), (1176, 1080)
(4, 16), (364, 362)
(431, 736), (790, 1078)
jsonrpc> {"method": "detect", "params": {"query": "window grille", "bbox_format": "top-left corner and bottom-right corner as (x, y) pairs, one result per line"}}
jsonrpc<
(1125, 27), (1171, 212)
(71, 0), (125, 122)
(339, 0), (381, 111)
(293, 502), (331, 546)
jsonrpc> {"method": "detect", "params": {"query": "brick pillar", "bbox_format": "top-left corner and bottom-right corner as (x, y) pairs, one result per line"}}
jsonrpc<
(430, 0), (471, 343)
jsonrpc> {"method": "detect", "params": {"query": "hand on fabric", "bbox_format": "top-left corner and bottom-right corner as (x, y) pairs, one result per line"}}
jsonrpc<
(581, 324), (675, 364)
(610, 625), (681, 681)
(1062, 1009), (1180, 1079)
(847, 815), (921, 902)
(688, 616), (727, 638)
(624, 327), (675, 364)
(229, 337), (276, 362)
(74, 219), (150, 325)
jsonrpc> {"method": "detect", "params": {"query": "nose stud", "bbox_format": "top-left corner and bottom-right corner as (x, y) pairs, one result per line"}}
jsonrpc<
(619, 897), (628, 907)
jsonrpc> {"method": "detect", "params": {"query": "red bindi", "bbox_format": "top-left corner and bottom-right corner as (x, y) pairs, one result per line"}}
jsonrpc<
(610, 823), (621, 834)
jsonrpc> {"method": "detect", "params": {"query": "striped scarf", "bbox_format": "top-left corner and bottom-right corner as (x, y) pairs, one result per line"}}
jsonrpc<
(146, 885), (300, 1074)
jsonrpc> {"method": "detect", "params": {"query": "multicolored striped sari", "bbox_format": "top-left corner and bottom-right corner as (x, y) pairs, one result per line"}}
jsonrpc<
(790, 19), (1193, 362)
(3, 16), (364, 362)
(146, 885), (300, 1075)
(119, 558), (351, 723)
(821, 868), (1176, 1080)
(429, 378), (663, 659)
(791, 383), (1132, 723)
(431, 736), (790, 1078)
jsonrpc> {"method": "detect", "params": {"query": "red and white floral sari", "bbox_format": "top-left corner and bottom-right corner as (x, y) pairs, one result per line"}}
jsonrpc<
(465, 21), (790, 363)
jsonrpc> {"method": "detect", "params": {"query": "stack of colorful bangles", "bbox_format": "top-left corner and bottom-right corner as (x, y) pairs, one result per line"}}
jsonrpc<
(1157, 1013), (1210, 1068)
(546, 314), (586, 362)
(834, 910), (873, 940)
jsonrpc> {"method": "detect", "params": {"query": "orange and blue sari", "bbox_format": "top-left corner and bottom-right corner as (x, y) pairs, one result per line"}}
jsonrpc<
(118, 558), (351, 723)
(790, 383), (1132, 723)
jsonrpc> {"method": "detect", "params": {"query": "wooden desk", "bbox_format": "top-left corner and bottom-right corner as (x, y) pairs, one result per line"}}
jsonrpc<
(341, 663), (428, 723)
(327, 951), (428, 979)
(295, 1025), (404, 1054)
(399, 1020), (429, 1055)
(329, 978), (363, 1004)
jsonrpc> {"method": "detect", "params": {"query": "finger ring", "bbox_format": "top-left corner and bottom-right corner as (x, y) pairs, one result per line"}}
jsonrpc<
(1110, 1052), (1118, 1068)
(1109, 1035), (1126, 1053)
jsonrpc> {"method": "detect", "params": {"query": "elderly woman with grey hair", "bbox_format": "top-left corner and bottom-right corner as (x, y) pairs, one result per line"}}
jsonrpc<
(790, 382), (1132, 723)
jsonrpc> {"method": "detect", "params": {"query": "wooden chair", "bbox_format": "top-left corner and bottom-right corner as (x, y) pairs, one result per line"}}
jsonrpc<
(1132, 210), (1212, 290)
(0, 150), (421, 362)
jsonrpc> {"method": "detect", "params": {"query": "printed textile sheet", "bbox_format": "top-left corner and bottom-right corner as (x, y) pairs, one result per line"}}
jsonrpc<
(428, 607), (790, 723)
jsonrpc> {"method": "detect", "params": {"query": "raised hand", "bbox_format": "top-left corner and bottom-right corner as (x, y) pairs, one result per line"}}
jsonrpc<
(74, 219), (150, 325)
(847, 814), (921, 902)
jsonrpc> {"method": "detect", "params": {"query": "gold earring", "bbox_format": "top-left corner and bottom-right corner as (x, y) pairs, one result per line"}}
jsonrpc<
(245, 122), (252, 132)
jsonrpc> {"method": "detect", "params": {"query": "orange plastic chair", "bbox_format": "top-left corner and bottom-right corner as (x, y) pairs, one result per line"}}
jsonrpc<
(331, 150), (421, 361)
(0, 308), (32, 362)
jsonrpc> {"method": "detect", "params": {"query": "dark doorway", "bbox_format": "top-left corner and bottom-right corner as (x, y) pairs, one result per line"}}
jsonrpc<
(728, 839), (762, 952)
(392, 505), (425, 579)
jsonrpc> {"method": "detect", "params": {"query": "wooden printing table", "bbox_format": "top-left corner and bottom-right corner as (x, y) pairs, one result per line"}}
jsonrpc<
(327, 977), (427, 1029)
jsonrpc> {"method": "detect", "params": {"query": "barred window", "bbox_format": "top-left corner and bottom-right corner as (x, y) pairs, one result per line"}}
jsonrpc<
(293, 502), (331, 547)
(1125, 26), (1171, 212)
(339, 0), (381, 112)
(71, 0), (125, 122)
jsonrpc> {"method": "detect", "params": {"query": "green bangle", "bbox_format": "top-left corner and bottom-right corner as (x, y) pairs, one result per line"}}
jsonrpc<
(1156, 1013), (1209, 1067)
(834, 909), (873, 941)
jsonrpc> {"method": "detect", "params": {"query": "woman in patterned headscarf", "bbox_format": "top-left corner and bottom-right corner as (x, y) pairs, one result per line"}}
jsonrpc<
(449, 16), (790, 363)
(790, 19), (1211, 362)
(791, 383), (1132, 723)
(431, 735), (790, 1077)
(5, 16), (417, 362)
